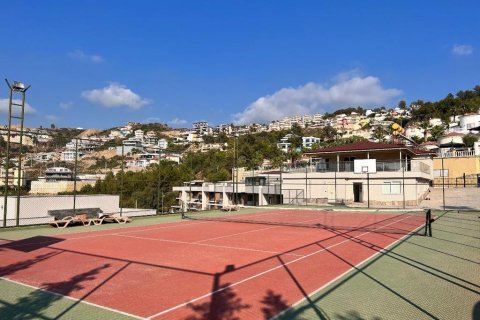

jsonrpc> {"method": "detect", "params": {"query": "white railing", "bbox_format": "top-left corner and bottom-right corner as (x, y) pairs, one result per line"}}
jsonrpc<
(439, 150), (477, 158)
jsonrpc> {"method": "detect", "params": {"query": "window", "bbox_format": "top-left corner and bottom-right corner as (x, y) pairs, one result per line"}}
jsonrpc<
(383, 181), (401, 195)
(433, 169), (448, 177)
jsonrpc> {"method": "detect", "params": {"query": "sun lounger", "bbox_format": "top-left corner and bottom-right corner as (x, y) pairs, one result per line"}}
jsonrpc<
(50, 216), (75, 228)
(49, 214), (93, 228)
(220, 205), (239, 212)
(100, 214), (132, 224)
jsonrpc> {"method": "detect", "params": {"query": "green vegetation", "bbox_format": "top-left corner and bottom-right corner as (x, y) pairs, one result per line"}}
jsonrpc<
(463, 134), (479, 147)
(410, 85), (480, 123)
(46, 128), (84, 150)
(80, 161), (188, 210)
(88, 156), (122, 170)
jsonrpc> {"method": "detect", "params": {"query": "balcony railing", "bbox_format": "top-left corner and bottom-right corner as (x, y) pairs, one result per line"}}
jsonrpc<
(287, 160), (430, 174)
(438, 150), (477, 158)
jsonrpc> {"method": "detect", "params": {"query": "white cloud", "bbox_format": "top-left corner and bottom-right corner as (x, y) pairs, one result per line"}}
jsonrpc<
(81, 83), (150, 109)
(233, 74), (402, 124)
(59, 101), (73, 110)
(168, 118), (188, 126)
(68, 50), (104, 63)
(0, 99), (36, 114)
(452, 44), (473, 56)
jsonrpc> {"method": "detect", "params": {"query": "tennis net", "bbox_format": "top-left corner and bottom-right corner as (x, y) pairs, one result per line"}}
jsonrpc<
(182, 207), (432, 236)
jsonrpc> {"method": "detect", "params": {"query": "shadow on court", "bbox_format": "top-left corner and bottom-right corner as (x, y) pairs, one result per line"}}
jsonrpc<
(0, 210), (478, 319)
(0, 236), (65, 253)
(0, 263), (111, 320)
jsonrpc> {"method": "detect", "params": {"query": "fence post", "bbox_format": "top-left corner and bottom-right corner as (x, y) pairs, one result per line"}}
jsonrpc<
(441, 157), (445, 211)
(463, 173), (466, 188)
(334, 169), (337, 204)
(73, 138), (78, 215)
(402, 165), (406, 209)
(367, 172), (370, 209)
(305, 165), (308, 206)
(119, 145), (124, 216)
(279, 166), (283, 205)
(156, 168), (161, 214)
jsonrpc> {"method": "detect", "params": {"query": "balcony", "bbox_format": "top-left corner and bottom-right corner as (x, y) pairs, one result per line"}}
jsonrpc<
(438, 149), (478, 158)
(287, 160), (430, 174)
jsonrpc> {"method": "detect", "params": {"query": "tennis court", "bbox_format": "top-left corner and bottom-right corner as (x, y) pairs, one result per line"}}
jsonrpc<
(0, 209), (429, 319)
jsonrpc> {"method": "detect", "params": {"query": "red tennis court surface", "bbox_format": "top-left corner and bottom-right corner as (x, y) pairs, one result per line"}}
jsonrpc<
(0, 210), (425, 319)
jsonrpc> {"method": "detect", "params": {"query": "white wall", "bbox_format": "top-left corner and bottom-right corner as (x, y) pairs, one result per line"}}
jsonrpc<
(0, 195), (120, 226)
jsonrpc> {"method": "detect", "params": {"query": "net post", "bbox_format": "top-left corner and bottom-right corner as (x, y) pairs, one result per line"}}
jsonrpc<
(424, 208), (432, 237)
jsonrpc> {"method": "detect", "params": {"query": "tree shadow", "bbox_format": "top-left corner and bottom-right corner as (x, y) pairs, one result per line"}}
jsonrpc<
(186, 268), (250, 320)
(335, 310), (382, 320)
(0, 263), (111, 320)
(0, 252), (62, 277)
(42, 263), (111, 296)
(260, 290), (292, 320)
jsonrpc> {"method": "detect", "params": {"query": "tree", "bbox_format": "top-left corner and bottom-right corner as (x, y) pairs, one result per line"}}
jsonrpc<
(420, 121), (432, 142)
(51, 123), (56, 129)
(291, 123), (303, 136)
(463, 134), (479, 148)
(398, 100), (407, 109)
(411, 136), (424, 144)
(372, 126), (388, 142)
(428, 125), (446, 142)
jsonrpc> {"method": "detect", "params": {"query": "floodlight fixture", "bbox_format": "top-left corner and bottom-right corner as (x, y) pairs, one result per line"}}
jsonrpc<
(12, 81), (25, 91)
(5, 79), (30, 92)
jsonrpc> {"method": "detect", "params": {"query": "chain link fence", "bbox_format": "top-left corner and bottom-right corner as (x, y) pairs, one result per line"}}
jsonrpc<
(0, 132), (178, 227)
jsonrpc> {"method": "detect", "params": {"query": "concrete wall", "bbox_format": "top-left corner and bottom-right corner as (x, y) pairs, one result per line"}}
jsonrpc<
(0, 195), (121, 226)
(433, 156), (480, 178)
(30, 181), (97, 194)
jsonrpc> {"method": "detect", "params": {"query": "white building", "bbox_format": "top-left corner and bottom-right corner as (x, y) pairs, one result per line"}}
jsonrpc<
(117, 138), (144, 155)
(144, 131), (158, 145)
(134, 129), (144, 140)
(193, 121), (209, 135)
(158, 139), (168, 150)
(277, 134), (293, 152)
(302, 136), (321, 149)
(62, 150), (85, 162)
(448, 113), (480, 134)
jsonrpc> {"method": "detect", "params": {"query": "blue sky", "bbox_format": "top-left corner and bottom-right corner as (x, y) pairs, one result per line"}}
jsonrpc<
(0, 1), (478, 129)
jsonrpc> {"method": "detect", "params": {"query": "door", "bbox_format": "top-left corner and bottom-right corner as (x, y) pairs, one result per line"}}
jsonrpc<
(353, 183), (362, 203)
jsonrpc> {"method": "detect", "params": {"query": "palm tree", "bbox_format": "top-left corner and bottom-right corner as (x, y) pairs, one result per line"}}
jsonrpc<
(420, 121), (432, 142)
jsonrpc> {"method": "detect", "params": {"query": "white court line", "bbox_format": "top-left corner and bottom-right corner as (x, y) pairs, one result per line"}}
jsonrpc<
(146, 215), (416, 319)
(193, 214), (334, 244)
(0, 276), (146, 320)
(114, 234), (304, 257)
(0, 220), (210, 250)
(273, 217), (426, 319)
(1, 210), (284, 249)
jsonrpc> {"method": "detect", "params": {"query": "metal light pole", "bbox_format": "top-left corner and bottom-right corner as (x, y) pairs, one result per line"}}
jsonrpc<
(233, 133), (238, 205)
(161, 192), (164, 214)
(3, 79), (30, 228)
(73, 138), (79, 215)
